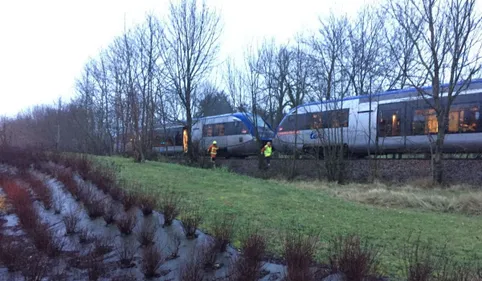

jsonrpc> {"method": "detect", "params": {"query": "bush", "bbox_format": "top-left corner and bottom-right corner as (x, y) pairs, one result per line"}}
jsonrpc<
(79, 227), (94, 244)
(21, 170), (53, 210)
(137, 219), (157, 247)
(168, 232), (182, 260)
(85, 196), (106, 219)
(283, 231), (319, 281)
(398, 233), (476, 281)
(0, 236), (27, 272)
(160, 192), (182, 227)
(231, 231), (267, 281)
(212, 213), (235, 252)
(85, 253), (106, 281)
(21, 251), (50, 281)
(116, 241), (137, 268)
(179, 248), (206, 281)
(181, 207), (202, 239)
(328, 234), (381, 281)
(402, 234), (437, 281)
(56, 168), (82, 201)
(142, 245), (165, 278)
(116, 210), (137, 235)
(103, 204), (117, 225)
(110, 186), (124, 202)
(2, 180), (37, 230)
(63, 208), (80, 235)
(92, 236), (114, 257)
(33, 222), (65, 258)
(199, 237), (219, 271)
(121, 191), (138, 212)
(138, 193), (158, 216)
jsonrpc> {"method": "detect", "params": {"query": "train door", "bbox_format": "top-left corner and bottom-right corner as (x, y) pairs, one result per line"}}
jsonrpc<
(376, 102), (406, 153)
(227, 120), (249, 156)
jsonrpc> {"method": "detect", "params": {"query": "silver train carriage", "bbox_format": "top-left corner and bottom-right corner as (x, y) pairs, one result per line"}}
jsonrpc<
(152, 112), (275, 158)
(273, 79), (482, 157)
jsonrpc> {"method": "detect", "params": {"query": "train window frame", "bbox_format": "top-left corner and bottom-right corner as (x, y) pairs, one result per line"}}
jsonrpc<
(446, 103), (480, 134)
(378, 110), (402, 137)
(405, 92), (482, 136)
(314, 109), (349, 129)
(215, 123), (225, 136)
(202, 124), (214, 137)
(411, 108), (438, 135)
(279, 113), (311, 132)
(377, 101), (407, 138)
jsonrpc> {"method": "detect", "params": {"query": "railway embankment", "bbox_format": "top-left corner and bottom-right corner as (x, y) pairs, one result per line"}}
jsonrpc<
(163, 157), (482, 185)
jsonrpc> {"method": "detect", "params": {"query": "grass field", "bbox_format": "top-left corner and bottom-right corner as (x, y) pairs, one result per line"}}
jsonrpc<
(105, 156), (482, 278)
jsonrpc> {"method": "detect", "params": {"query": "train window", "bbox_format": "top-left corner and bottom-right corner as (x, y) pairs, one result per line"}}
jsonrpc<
(378, 110), (401, 137)
(321, 109), (349, 128)
(224, 122), (235, 135)
(240, 122), (249, 134)
(311, 113), (323, 129)
(154, 135), (163, 145)
(412, 109), (438, 135)
(174, 130), (183, 145)
(279, 113), (309, 132)
(215, 124), (225, 136)
(447, 104), (479, 133)
(203, 125), (213, 137)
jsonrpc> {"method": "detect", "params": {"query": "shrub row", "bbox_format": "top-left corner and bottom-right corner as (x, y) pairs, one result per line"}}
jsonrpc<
(0, 177), (63, 259)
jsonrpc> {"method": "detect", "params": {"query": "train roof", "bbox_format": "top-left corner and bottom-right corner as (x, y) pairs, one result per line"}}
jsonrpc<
(192, 112), (260, 121)
(155, 112), (266, 126)
(288, 78), (482, 114)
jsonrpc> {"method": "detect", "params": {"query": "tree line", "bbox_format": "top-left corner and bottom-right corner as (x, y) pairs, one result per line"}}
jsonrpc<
(1, 0), (481, 183)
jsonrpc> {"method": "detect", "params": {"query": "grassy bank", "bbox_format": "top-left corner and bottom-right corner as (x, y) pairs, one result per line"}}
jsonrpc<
(293, 180), (482, 216)
(105, 156), (482, 278)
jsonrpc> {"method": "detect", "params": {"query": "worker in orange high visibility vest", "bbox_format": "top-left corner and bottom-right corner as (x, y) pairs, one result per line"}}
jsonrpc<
(207, 140), (219, 167)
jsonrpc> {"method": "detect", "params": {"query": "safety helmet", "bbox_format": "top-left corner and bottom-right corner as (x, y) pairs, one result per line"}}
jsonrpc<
(213, 140), (217, 144)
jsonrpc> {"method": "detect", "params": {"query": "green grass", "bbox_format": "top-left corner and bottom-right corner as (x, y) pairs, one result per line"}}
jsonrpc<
(104, 156), (482, 278)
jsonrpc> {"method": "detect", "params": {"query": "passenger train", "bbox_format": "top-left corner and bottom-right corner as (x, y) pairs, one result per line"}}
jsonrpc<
(273, 79), (482, 158)
(152, 112), (275, 158)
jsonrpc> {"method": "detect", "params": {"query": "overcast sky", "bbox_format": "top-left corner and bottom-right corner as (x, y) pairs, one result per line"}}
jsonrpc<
(0, 0), (384, 117)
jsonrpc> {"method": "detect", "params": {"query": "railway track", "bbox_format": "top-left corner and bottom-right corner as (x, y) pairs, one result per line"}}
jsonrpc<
(158, 154), (482, 161)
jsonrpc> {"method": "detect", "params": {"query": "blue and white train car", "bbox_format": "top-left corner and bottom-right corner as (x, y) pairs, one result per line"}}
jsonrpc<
(273, 79), (482, 157)
(152, 112), (275, 158)
(192, 112), (275, 158)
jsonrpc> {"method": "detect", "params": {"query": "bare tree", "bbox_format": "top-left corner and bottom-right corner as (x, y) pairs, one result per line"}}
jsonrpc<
(225, 45), (269, 169)
(307, 12), (351, 183)
(159, 0), (222, 162)
(284, 38), (311, 179)
(388, 0), (482, 184)
(257, 40), (292, 128)
(0, 116), (12, 147)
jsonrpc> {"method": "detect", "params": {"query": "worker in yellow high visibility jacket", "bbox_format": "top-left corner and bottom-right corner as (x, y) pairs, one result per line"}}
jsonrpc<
(260, 142), (272, 167)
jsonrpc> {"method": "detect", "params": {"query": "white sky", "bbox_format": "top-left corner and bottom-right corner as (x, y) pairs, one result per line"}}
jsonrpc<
(0, 0), (381, 117)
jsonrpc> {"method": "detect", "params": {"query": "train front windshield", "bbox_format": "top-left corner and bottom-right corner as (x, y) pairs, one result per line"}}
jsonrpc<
(254, 116), (275, 139)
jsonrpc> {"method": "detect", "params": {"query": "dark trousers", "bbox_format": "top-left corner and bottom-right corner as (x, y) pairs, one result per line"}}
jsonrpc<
(265, 156), (271, 166)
